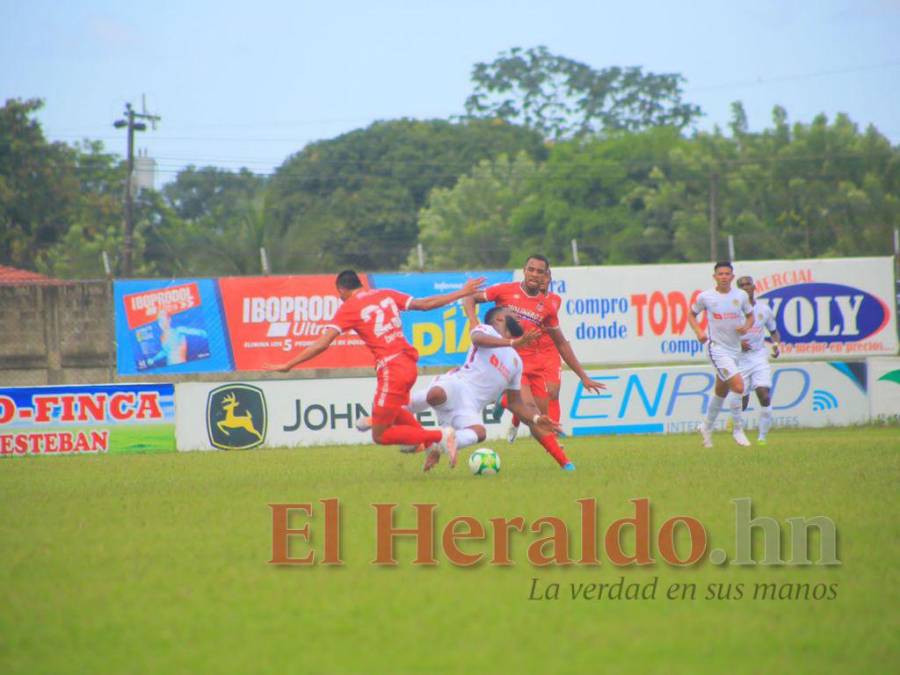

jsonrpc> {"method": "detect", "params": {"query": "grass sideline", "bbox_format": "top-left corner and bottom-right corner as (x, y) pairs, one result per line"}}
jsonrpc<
(1, 427), (898, 674)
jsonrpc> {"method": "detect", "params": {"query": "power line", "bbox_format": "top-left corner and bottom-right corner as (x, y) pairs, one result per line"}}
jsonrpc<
(686, 59), (900, 92)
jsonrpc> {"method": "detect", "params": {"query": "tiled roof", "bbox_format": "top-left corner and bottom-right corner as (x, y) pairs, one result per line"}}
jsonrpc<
(0, 264), (64, 285)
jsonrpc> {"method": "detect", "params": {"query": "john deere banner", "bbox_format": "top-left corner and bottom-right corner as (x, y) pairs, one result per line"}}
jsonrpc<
(0, 384), (175, 456)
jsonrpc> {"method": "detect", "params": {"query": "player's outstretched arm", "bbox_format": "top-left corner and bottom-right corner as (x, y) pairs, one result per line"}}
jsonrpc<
(470, 328), (540, 350)
(548, 328), (607, 393)
(408, 277), (486, 311)
(269, 328), (340, 372)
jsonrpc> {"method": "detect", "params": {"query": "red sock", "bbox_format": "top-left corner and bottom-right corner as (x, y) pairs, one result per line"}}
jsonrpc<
(548, 398), (561, 424)
(379, 426), (443, 447)
(537, 433), (569, 467)
(511, 414), (520, 428)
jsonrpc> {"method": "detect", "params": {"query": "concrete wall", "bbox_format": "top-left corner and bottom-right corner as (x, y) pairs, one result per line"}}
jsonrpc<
(0, 282), (114, 386)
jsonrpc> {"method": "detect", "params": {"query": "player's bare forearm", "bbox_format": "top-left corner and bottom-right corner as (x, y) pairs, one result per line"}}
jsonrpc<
(552, 333), (606, 393)
(410, 277), (486, 311)
(771, 329), (783, 357)
(687, 312), (706, 342)
(507, 391), (561, 436)
(462, 296), (480, 328)
(270, 330), (338, 371)
(736, 312), (753, 336)
(471, 329), (539, 350)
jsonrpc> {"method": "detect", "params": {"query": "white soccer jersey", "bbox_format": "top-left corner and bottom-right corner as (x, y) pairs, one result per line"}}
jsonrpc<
(743, 302), (777, 352)
(692, 287), (753, 353)
(445, 324), (523, 411)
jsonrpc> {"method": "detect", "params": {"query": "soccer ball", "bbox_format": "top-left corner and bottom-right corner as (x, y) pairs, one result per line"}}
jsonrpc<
(468, 448), (501, 476)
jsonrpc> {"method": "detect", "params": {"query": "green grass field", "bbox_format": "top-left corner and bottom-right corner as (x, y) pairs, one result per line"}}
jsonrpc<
(2, 427), (898, 674)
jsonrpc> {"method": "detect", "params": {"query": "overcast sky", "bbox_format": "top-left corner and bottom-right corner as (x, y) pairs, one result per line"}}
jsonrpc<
(3, 0), (898, 186)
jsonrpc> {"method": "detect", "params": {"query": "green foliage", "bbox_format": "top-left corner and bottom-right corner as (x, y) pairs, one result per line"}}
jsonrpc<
(157, 167), (270, 276)
(265, 118), (546, 272)
(412, 152), (539, 270)
(0, 99), (79, 268)
(465, 46), (702, 140)
(1, 94), (897, 278)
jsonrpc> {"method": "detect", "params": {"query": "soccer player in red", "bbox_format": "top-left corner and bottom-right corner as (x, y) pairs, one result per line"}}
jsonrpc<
(274, 270), (484, 464)
(506, 269), (563, 441)
(463, 254), (604, 471)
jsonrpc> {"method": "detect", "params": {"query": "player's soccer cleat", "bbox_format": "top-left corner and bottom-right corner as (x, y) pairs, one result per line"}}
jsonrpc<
(355, 416), (373, 432)
(506, 423), (518, 443)
(562, 462), (576, 471)
(399, 442), (426, 454)
(422, 447), (442, 472)
(442, 427), (458, 469)
(699, 422), (713, 448)
(732, 428), (751, 447)
(757, 437), (767, 446)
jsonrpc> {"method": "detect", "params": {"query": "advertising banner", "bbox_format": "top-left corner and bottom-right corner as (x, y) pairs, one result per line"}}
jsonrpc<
(175, 377), (509, 451)
(218, 275), (374, 371)
(560, 360), (870, 437)
(518, 257), (897, 366)
(867, 357), (900, 421)
(114, 279), (232, 375)
(371, 270), (513, 366)
(0, 384), (175, 456)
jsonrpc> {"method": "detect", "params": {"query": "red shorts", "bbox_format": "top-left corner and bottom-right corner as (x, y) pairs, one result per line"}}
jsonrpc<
(540, 353), (562, 388)
(521, 355), (549, 401)
(372, 351), (419, 425)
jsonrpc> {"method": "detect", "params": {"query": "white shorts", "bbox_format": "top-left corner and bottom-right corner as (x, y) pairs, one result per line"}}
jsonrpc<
(737, 349), (772, 392)
(428, 374), (484, 430)
(707, 342), (741, 382)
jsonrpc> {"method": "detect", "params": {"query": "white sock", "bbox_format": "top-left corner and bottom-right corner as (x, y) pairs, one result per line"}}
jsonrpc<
(759, 406), (773, 438)
(455, 428), (479, 449)
(729, 396), (744, 431)
(705, 395), (725, 426)
(407, 388), (429, 414)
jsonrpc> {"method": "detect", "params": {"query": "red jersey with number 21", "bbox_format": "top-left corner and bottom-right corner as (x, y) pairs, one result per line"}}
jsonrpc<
(485, 282), (560, 360)
(325, 288), (416, 364)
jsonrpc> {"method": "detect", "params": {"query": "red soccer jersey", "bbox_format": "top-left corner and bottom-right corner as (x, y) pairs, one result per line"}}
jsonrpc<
(536, 292), (563, 364)
(325, 288), (417, 364)
(485, 282), (560, 359)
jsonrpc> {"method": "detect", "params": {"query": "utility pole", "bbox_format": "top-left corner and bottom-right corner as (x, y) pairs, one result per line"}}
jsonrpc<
(709, 171), (720, 261)
(114, 101), (160, 277)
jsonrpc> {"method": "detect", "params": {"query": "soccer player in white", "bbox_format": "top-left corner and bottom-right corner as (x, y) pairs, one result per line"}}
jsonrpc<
(727, 275), (783, 445)
(687, 262), (755, 447)
(407, 305), (561, 472)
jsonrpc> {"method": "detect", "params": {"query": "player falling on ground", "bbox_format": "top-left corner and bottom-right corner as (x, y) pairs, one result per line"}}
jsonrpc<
(506, 267), (563, 442)
(405, 305), (561, 472)
(273, 269), (484, 456)
(463, 254), (605, 469)
(725, 275), (783, 445)
(687, 261), (755, 447)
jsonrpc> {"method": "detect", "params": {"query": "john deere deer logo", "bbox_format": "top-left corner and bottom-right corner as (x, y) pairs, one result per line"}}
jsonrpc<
(207, 384), (267, 450)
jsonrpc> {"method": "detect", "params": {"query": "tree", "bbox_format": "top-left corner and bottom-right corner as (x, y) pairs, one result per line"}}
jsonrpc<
(464, 46), (702, 140)
(0, 98), (79, 269)
(36, 140), (127, 278)
(412, 152), (540, 270)
(265, 118), (546, 272)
